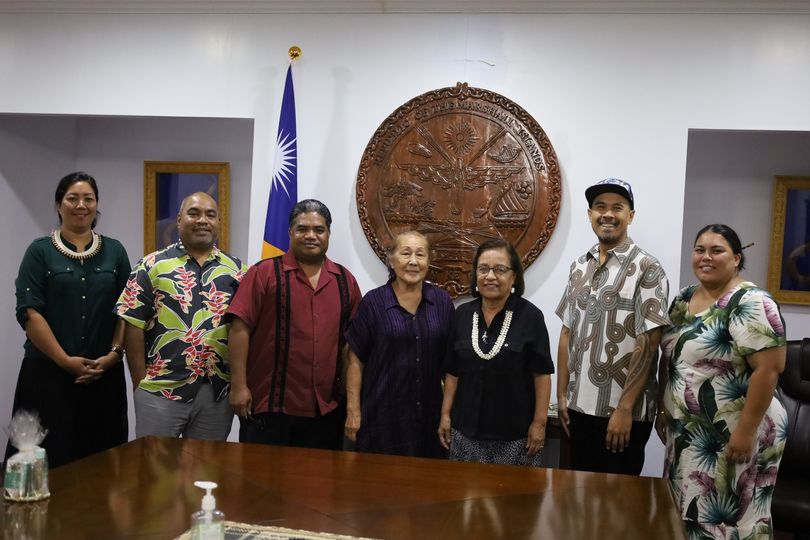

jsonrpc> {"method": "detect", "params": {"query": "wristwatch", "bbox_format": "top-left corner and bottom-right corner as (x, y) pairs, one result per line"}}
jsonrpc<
(110, 345), (125, 358)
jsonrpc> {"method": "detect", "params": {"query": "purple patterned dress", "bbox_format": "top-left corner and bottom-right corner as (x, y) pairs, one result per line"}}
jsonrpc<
(345, 281), (454, 457)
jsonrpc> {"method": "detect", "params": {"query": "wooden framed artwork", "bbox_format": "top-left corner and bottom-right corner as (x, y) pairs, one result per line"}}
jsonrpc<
(143, 161), (230, 255)
(767, 175), (810, 305)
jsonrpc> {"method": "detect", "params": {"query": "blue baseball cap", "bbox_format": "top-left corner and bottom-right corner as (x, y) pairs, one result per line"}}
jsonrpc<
(585, 178), (634, 209)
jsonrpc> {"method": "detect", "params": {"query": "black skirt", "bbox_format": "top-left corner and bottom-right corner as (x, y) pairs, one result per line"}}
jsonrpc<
(4, 356), (127, 468)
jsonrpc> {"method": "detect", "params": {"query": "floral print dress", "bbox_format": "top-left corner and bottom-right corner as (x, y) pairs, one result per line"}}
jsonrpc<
(661, 282), (787, 540)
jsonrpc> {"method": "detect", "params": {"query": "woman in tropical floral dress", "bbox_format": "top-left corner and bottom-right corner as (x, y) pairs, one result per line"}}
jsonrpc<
(657, 224), (787, 540)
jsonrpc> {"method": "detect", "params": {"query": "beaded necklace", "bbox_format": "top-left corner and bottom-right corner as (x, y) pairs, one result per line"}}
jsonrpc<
(50, 230), (102, 261)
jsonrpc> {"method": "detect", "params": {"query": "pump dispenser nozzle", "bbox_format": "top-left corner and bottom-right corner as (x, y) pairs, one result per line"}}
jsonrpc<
(194, 481), (218, 512)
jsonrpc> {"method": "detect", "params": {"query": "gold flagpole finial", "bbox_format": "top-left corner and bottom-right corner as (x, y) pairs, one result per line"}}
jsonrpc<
(288, 46), (301, 62)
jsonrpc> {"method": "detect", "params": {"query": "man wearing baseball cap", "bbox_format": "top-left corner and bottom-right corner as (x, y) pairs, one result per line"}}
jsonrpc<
(555, 178), (670, 475)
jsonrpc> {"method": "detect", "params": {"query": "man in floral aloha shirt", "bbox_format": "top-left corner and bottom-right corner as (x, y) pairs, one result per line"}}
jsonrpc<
(115, 192), (246, 439)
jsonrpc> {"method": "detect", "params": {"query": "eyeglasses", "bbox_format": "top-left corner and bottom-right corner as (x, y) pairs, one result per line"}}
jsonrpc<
(62, 195), (96, 207)
(476, 265), (512, 276)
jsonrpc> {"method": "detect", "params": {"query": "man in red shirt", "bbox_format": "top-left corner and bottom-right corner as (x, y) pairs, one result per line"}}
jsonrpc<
(228, 199), (362, 449)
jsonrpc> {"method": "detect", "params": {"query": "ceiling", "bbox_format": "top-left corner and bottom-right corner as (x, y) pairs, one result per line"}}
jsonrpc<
(1, 0), (809, 14)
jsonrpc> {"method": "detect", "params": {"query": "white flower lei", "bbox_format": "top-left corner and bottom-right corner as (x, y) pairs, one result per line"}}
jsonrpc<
(471, 310), (513, 360)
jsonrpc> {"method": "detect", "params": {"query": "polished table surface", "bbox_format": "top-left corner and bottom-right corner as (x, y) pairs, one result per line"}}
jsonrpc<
(2, 436), (686, 539)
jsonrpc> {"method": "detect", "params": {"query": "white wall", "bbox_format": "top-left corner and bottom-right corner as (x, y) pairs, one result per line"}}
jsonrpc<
(0, 115), (77, 457)
(682, 129), (810, 339)
(1, 12), (809, 476)
(74, 115), (254, 261)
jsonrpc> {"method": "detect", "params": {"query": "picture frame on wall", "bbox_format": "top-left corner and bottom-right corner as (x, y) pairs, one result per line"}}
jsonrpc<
(143, 161), (230, 255)
(767, 175), (810, 305)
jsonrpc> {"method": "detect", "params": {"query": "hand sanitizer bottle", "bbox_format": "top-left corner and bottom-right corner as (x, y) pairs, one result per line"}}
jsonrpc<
(191, 481), (225, 540)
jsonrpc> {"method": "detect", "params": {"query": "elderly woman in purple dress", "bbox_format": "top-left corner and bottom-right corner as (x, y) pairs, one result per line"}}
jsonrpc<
(344, 231), (454, 457)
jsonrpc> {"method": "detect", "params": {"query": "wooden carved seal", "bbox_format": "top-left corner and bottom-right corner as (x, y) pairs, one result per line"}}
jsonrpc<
(356, 82), (562, 297)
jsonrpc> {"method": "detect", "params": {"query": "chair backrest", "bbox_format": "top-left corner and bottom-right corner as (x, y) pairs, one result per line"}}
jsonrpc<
(777, 338), (810, 477)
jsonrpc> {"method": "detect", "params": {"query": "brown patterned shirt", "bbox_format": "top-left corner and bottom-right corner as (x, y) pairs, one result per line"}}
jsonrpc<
(555, 238), (669, 421)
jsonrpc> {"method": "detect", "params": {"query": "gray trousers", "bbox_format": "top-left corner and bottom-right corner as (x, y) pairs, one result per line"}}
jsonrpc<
(134, 384), (233, 440)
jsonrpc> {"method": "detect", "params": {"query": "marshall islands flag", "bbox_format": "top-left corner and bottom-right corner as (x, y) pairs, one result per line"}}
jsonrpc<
(262, 64), (297, 259)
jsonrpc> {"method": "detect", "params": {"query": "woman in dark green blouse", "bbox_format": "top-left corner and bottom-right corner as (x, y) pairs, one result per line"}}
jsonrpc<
(5, 172), (132, 468)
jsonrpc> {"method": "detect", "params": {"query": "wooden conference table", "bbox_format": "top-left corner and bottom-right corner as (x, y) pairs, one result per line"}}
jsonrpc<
(1, 436), (686, 539)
